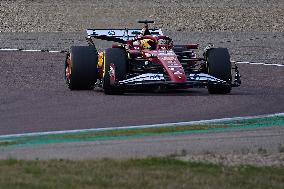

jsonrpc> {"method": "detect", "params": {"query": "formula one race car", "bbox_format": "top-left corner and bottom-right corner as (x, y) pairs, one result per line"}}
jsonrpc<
(65, 20), (241, 94)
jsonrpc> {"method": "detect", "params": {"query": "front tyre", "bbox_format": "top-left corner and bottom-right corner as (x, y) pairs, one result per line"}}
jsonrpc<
(65, 46), (98, 90)
(207, 48), (232, 94)
(103, 48), (127, 95)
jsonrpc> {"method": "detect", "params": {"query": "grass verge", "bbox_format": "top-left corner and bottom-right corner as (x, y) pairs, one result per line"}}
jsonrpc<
(0, 157), (283, 189)
(0, 115), (283, 148)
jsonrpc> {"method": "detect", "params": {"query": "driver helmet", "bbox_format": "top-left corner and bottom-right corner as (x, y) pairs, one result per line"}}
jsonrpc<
(140, 39), (156, 49)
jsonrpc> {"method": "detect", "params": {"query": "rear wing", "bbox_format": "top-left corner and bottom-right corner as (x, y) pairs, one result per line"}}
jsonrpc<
(86, 28), (163, 43)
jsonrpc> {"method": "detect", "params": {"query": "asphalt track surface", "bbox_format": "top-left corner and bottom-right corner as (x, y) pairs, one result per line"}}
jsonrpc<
(0, 55), (283, 136)
(0, 32), (283, 136)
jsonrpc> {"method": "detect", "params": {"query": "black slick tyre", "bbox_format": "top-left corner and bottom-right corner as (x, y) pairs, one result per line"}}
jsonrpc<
(207, 48), (232, 94)
(65, 46), (98, 90)
(103, 48), (127, 95)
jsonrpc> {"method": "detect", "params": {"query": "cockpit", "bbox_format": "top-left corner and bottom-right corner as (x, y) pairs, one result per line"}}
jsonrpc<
(129, 36), (173, 51)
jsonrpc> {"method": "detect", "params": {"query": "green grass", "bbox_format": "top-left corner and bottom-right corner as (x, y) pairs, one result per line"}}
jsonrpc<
(0, 140), (18, 147)
(0, 157), (283, 189)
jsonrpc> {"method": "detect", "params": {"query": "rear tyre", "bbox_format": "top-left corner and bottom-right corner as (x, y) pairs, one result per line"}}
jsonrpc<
(103, 48), (127, 95)
(65, 46), (98, 90)
(207, 48), (232, 94)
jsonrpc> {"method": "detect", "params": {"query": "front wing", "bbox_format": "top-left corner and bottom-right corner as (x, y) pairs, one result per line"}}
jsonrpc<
(117, 73), (231, 88)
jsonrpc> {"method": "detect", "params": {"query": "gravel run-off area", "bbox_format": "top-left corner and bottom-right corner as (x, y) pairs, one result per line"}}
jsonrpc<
(0, 0), (283, 32)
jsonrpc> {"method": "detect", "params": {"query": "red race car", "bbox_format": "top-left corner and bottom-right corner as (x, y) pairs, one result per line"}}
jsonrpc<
(65, 20), (241, 94)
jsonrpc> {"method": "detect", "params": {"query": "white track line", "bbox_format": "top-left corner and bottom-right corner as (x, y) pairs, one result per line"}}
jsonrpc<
(21, 49), (42, 52)
(0, 48), (19, 51)
(0, 48), (66, 53)
(263, 63), (284, 67)
(48, 50), (62, 53)
(0, 48), (282, 66)
(0, 48), (283, 66)
(234, 61), (284, 67)
(0, 113), (283, 139)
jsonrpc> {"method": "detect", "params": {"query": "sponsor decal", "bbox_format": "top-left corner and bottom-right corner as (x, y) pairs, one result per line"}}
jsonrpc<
(173, 71), (183, 75)
(167, 60), (176, 63)
(168, 63), (179, 66)
(108, 30), (116, 36)
(168, 65), (182, 68)
(159, 51), (175, 56)
(189, 73), (226, 83)
(158, 50), (175, 55)
(118, 73), (165, 84)
(168, 62), (182, 70)
(150, 74), (161, 80)
(162, 56), (175, 61)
